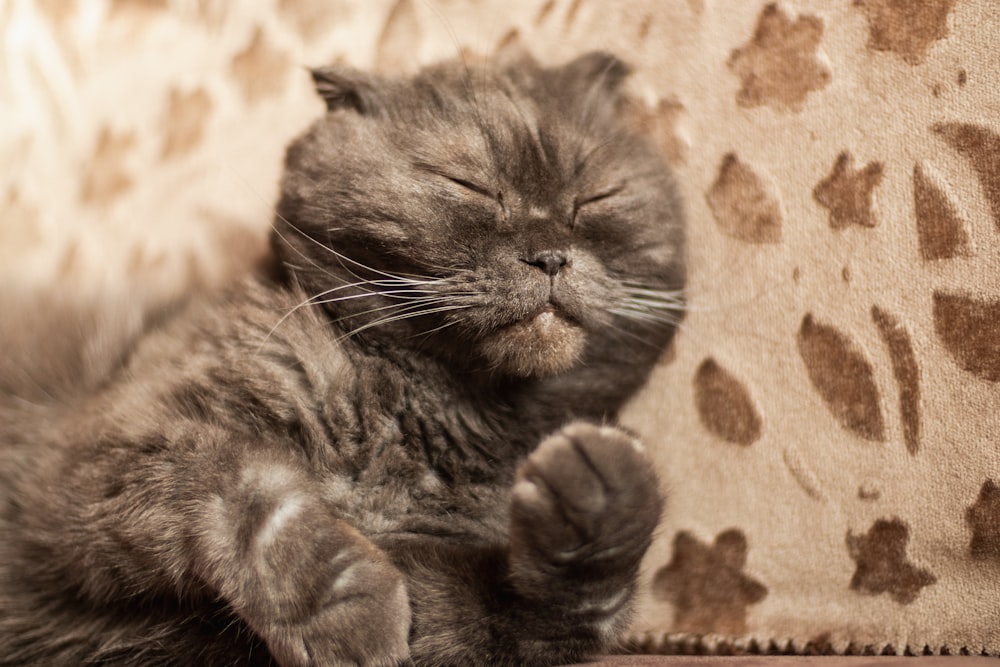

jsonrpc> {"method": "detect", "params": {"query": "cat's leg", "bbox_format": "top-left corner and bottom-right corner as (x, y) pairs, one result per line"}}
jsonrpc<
(199, 452), (412, 667)
(507, 421), (663, 655)
(393, 421), (663, 666)
(7, 432), (410, 667)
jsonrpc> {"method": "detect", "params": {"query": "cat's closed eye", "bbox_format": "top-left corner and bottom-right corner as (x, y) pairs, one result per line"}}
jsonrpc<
(442, 174), (495, 200)
(415, 162), (500, 202)
(572, 183), (624, 226)
(436, 171), (510, 221)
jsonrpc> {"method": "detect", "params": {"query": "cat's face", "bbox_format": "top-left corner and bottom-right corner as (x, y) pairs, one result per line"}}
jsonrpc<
(274, 52), (684, 379)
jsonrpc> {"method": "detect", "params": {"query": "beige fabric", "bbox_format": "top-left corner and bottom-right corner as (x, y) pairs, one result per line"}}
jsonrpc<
(3, 0), (999, 657)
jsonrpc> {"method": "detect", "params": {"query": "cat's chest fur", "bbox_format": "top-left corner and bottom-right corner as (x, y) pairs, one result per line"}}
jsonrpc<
(65, 278), (541, 543)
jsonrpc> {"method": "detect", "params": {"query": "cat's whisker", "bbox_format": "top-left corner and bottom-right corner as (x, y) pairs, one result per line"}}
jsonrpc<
(408, 317), (464, 342)
(281, 217), (441, 285)
(258, 270), (472, 344)
(412, 257), (475, 277)
(259, 279), (481, 353)
(321, 288), (479, 320)
(620, 284), (686, 298)
(256, 279), (399, 352)
(614, 304), (683, 320)
(327, 294), (478, 322)
(366, 277), (453, 287)
(336, 254), (452, 285)
(329, 252), (439, 286)
(618, 305), (687, 320)
(270, 222), (340, 283)
(337, 303), (476, 342)
(622, 296), (687, 310)
(605, 319), (675, 350)
(620, 291), (684, 299)
(615, 281), (690, 321)
(225, 164), (345, 288)
(609, 307), (684, 327)
(620, 282), (686, 295)
(308, 289), (465, 308)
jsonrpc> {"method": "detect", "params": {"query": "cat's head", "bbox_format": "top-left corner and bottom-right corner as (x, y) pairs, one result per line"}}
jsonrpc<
(273, 52), (684, 380)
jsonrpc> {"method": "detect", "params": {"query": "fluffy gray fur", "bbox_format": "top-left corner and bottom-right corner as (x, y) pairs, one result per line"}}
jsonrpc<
(0, 51), (685, 666)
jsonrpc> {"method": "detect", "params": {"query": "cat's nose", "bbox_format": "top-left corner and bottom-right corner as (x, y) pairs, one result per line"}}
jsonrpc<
(522, 250), (569, 277)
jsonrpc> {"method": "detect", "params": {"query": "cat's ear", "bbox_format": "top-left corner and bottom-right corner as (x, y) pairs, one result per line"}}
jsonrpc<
(556, 51), (632, 99)
(310, 65), (381, 114)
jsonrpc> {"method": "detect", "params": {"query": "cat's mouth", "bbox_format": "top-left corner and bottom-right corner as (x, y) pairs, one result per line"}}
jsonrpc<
(524, 302), (559, 321)
(504, 297), (578, 332)
(508, 303), (563, 331)
(481, 300), (586, 377)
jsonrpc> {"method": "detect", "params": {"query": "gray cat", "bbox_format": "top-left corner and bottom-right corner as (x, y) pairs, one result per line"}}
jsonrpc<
(0, 51), (684, 666)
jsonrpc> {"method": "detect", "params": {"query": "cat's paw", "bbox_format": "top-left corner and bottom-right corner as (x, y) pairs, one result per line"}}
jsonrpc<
(259, 546), (411, 667)
(217, 478), (412, 667)
(509, 421), (664, 590)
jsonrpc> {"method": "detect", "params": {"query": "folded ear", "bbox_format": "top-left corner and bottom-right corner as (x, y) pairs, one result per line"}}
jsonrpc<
(555, 51), (632, 99)
(310, 65), (381, 114)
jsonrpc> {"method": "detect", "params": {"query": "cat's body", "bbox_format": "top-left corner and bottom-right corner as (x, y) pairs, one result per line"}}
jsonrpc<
(0, 52), (684, 666)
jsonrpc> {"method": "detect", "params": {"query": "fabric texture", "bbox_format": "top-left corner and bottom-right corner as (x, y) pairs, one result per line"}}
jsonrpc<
(3, 0), (999, 657)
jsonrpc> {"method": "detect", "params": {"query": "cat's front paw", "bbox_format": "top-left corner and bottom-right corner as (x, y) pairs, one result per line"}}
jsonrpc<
(509, 421), (664, 592)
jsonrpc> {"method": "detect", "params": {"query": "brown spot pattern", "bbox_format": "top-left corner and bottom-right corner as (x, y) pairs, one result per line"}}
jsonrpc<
(847, 518), (936, 604)
(637, 15), (652, 41)
(36, 0), (77, 24)
(966, 480), (1000, 560)
(278, 0), (344, 41)
(858, 485), (882, 501)
(80, 125), (135, 207)
(377, 0), (421, 73)
(564, 0), (584, 28)
(534, 0), (556, 25)
(797, 314), (886, 441)
(653, 529), (767, 635)
(854, 0), (956, 65)
(813, 152), (884, 229)
(933, 291), (1000, 382)
(706, 153), (783, 244)
(728, 4), (831, 110)
(161, 87), (213, 160)
(230, 26), (290, 103)
(913, 163), (971, 260)
(934, 122), (1000, 228)
(694, 358), (762, 446)
(495, 28), (522, 53)
(109, 0), (167, 16)
(871, 306), (921, 455)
